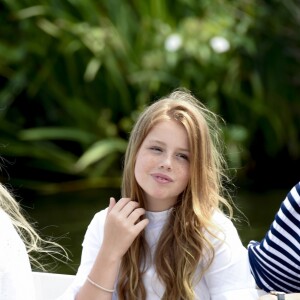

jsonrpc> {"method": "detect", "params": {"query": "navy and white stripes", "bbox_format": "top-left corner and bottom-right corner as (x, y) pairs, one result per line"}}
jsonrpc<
(248, 182), (300, 293)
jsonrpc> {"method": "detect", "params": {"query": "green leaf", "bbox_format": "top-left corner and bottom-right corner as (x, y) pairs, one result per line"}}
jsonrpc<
(19, 127), (96, 144)
(75, 138), (127, 171)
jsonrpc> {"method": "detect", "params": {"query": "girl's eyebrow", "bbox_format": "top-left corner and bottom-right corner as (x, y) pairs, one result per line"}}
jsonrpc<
(147, 139), (190, 153)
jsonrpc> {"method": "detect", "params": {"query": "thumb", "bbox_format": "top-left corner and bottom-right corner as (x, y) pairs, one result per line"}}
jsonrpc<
(107, 197), (116, 213)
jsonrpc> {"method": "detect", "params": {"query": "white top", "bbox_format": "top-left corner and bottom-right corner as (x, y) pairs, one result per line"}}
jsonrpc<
(0, 209), (35, 300)
(60, 208), (259, 300)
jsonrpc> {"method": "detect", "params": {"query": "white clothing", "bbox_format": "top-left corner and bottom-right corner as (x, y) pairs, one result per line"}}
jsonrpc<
(60, 208), (259, 300)
(0, 209), (35, 300)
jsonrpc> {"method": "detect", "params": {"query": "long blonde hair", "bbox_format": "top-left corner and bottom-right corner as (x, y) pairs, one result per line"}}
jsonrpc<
(0, 183), (68, 270)
(119, 89), (232, 300)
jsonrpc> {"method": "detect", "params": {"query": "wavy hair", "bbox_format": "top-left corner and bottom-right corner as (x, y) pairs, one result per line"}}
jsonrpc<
(0, 183), (68, 270)
(119, 89), (233, 299)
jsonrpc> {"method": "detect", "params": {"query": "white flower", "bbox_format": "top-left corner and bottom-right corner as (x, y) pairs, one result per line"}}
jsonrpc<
(210, 36), (230, 53)
(164, 34), (182, 52)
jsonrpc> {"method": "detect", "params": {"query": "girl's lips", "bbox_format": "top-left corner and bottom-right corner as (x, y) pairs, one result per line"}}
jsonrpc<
(151, 173), (173, 183)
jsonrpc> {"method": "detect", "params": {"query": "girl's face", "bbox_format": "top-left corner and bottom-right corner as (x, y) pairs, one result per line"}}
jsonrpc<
(134, 119), (190, 211)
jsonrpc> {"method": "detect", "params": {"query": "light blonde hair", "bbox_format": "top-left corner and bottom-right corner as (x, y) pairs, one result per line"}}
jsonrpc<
(119, 89), (233, 300)
(0, 183), (68, 270)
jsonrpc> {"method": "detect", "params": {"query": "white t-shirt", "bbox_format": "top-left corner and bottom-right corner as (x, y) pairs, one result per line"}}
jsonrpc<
(60, 208), (260, 300)
(0, 209), (35, 300)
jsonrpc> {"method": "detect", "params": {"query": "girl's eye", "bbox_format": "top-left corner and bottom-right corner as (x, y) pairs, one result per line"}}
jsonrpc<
(177, 153), (189, 161)
(149, 146), (162, 152)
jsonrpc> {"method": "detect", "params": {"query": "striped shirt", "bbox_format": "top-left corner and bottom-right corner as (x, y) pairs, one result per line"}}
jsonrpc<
(248, 182), (300, 293)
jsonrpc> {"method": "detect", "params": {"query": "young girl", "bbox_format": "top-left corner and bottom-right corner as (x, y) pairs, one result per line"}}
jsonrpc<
(61, 90), (258, 300)
(0, 182), (67, 300)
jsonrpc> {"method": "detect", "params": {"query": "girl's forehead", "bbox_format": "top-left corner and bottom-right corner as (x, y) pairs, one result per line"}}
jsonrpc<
(143, 120), (189, 148)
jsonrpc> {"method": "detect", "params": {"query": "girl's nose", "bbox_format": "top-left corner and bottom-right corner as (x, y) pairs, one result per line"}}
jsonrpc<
(159, 155), (172, 170)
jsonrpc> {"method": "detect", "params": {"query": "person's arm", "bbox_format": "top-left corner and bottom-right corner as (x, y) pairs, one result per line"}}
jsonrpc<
(75, 197), (149, 300)
(248, 182), (300, 294)
(0, 210), (35, 300)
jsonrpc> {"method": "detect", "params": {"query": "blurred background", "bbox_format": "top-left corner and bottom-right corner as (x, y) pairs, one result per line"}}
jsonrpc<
(0, 0), (299, 274)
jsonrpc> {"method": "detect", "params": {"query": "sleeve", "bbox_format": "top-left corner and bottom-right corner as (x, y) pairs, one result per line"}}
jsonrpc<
(0, 210), (35, 300)
(247, 182), (300, 293)
(203, 213), (259, 300)
(57, 209), (108, 300)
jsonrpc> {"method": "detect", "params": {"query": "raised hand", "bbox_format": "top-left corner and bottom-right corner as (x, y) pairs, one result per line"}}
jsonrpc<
(101, 197), (149, 260)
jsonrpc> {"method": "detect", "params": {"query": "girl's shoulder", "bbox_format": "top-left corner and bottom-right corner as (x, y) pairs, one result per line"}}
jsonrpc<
(82, 208), (108, 248)
(88, 208), (108, 229)
(206, 210), (239, 241)
(0, 209), (16, 233)
(0, 207), (10, 220)
(0, 208), (30, 270)
(211, 210), (234, 228)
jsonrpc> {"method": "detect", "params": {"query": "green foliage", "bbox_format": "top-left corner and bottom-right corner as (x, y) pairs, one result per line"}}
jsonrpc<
(0, 0), (299, 192)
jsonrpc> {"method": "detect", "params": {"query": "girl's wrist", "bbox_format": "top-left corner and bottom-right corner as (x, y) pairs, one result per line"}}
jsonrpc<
(99, 245), (123, 264)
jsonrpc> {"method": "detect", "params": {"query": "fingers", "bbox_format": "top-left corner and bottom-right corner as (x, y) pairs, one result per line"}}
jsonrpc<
(103, 197), (148, 258)
(107, 197), (147, 227)
(107, 197), (130, 215)
(127, 207), (146, 224)
(134, 218), (149, 233)
(108, 197), (140, 217)
(120, 201), (140, 218)
(112, 197), (132, 212)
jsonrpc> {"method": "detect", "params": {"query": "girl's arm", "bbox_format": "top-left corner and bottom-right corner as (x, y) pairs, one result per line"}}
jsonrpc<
(75, 197), (148, 300)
